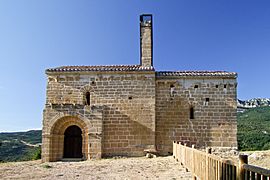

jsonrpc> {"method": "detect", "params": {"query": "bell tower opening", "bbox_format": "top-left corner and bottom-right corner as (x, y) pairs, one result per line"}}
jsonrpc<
(63, 125), (83, 158)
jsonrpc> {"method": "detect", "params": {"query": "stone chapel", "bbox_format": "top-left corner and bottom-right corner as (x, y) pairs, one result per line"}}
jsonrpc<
(42, 14), (237, 162)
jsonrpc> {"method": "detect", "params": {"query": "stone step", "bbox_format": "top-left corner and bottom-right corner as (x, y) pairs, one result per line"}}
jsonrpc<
(61, 158), (83, 162)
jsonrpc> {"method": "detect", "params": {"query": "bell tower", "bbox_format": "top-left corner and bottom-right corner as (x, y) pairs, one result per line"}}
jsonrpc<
(140, 14), (153, 67)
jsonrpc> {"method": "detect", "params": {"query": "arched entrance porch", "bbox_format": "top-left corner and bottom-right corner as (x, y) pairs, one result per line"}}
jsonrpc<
(42, 111), (104, 162)
(48, 116), (89, 161)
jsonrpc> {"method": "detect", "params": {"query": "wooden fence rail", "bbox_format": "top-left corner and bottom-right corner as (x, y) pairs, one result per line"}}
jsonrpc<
(173, 141), (270, 180)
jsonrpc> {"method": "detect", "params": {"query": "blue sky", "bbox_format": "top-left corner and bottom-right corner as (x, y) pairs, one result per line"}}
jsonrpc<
(0, 0), (270, 132)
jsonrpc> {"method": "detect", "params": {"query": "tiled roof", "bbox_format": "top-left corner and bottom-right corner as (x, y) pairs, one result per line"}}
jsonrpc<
(46, 65), (236, 78)
(46, 65), (155, 73)
(156, 71), (237, 77)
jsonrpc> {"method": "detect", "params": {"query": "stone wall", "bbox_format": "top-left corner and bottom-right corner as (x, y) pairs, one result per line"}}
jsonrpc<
(43, 70), (238, 161)
(155, 77), (237, 155)
(43, 71), (156, 161)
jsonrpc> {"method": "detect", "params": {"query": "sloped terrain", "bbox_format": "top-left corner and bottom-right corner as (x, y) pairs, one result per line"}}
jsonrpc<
(0, 130), (41, 162)
(237, 106), (270, 151)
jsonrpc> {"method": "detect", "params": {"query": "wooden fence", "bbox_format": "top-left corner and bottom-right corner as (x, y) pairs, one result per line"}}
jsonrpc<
(173, 141), (270, 180)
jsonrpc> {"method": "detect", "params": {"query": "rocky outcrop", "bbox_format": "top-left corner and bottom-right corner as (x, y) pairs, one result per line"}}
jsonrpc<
(238, 98), (270, 108)
(237, 98), (270, 112)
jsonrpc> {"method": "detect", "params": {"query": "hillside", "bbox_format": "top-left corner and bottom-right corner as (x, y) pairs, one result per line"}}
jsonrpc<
(0, 130), (41, 162)
(237, 106), (270, 151)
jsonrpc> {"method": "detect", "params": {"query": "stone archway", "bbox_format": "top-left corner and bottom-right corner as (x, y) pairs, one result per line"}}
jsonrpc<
(63, 125), (83, 158)
(48, 116), (89, 161)
(42, 109), (104, 162)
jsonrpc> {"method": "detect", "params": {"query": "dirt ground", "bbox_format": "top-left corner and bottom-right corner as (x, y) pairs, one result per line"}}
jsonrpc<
(241, 150), (270, 170)
(0, 156), (192, 180)
(1, 151), (269, 180)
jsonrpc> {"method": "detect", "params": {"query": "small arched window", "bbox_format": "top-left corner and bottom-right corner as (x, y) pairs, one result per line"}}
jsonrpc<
(190, 107), (194, 119)
(85, 92), (90, 106)
(170, 84), (175, 97)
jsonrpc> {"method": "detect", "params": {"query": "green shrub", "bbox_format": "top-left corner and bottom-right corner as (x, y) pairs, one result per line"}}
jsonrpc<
(42, 164), (52, 169)
(32, 147), (41, 160)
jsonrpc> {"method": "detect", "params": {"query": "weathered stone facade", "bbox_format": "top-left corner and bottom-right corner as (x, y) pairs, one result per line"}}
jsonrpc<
(42, 14), (237, 162)
(155, 75), (237, 155)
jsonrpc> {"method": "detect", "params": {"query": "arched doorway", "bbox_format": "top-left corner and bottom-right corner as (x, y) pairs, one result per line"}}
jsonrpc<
(44, 115), (103, 161)
(64, 125), (83, 158)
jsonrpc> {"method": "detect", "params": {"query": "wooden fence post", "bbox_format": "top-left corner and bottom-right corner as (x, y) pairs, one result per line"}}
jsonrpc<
(177, 142), (183, 164)
(177, 141), (179, 161)
(173, 141), (176, 159)
(184, 143), (187, 171)
(206, 147), (212, 180)
(206, 147), (212, 154)
(239, 154), (248, 180)
(180, 142), (184, 165)
(192, 144), (195, 179)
